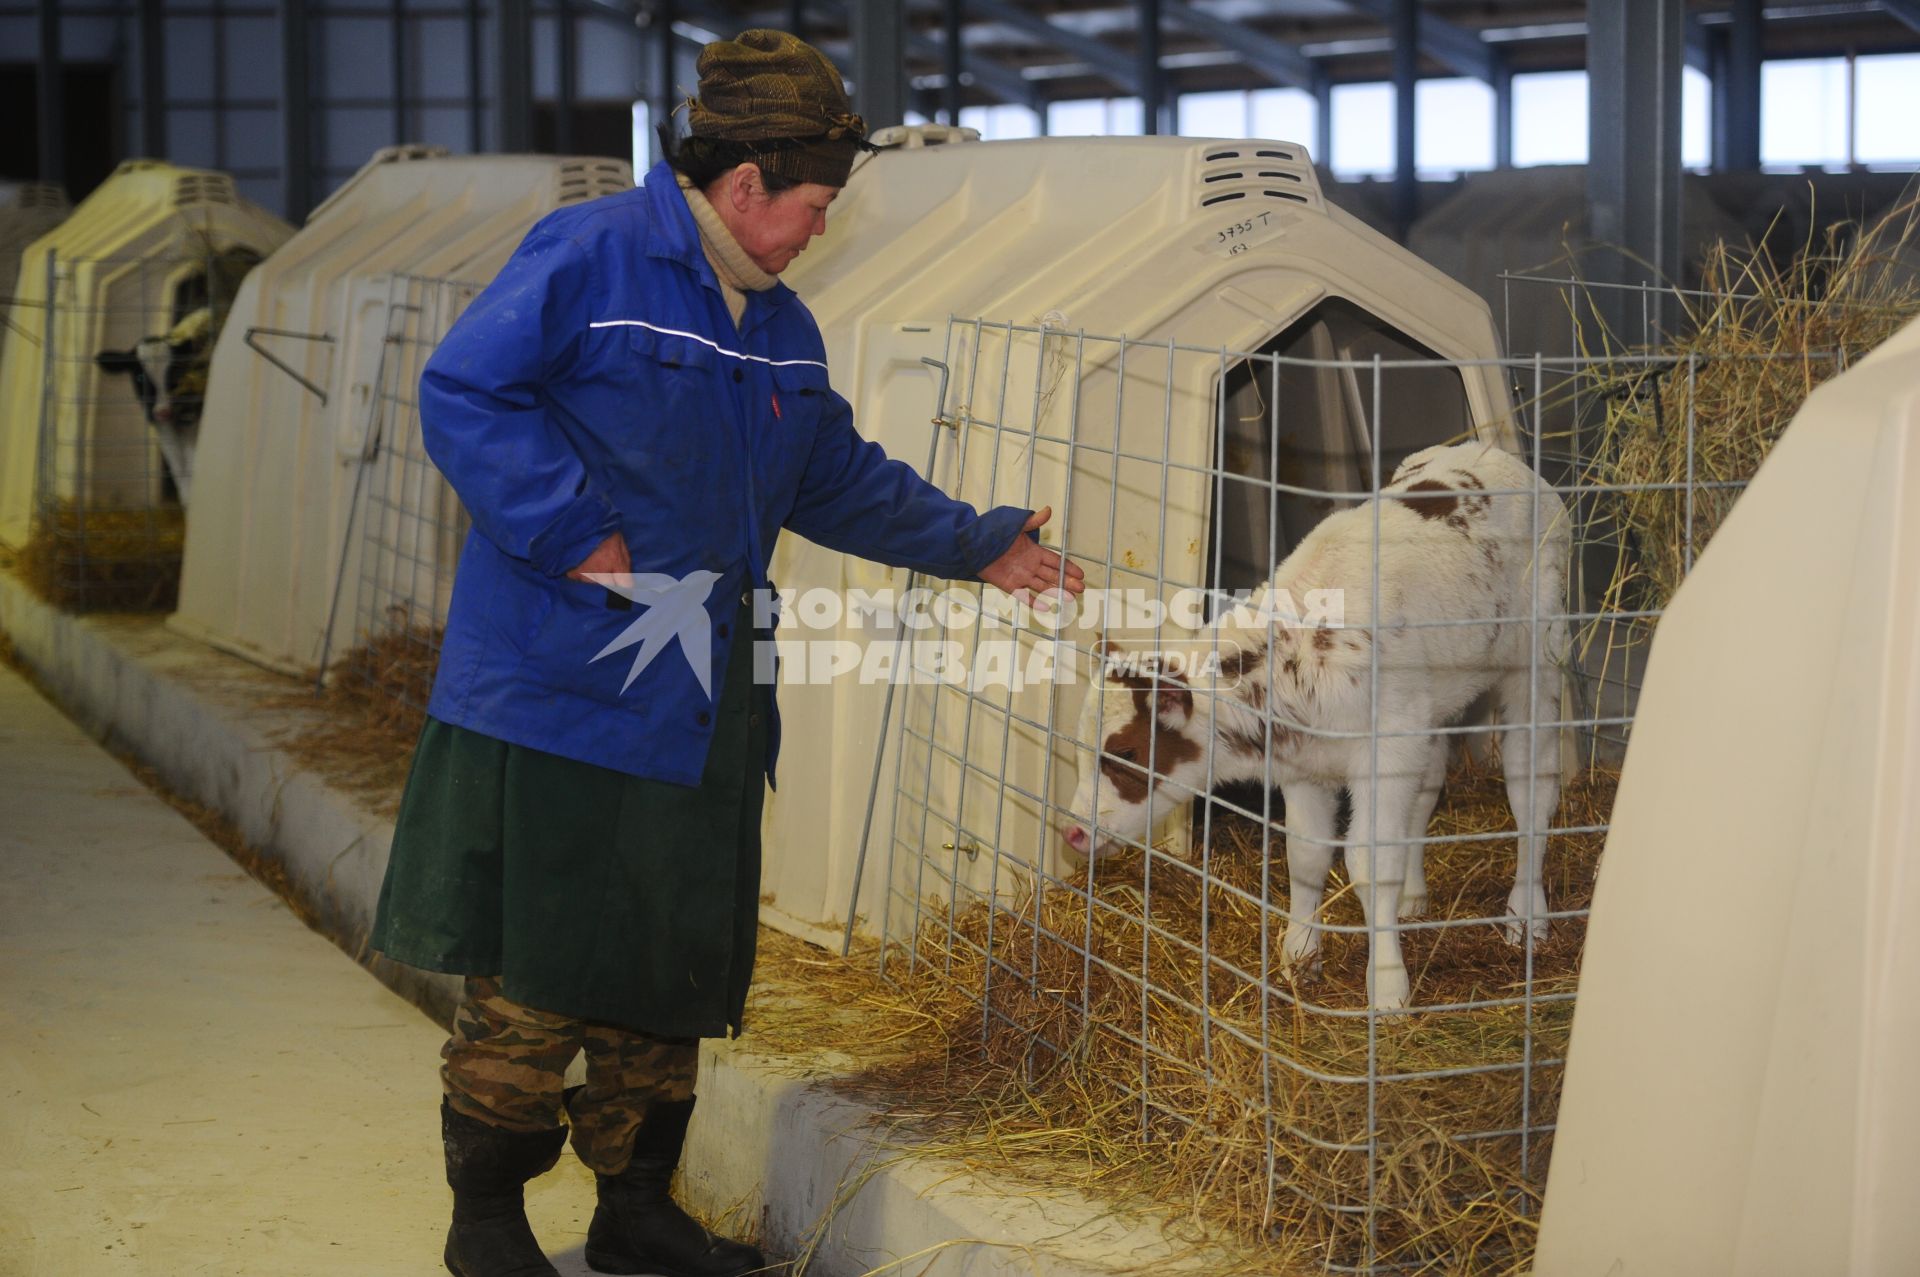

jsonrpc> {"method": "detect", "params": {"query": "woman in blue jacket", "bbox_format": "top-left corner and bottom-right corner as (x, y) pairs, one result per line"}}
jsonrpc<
(370, 29), (1082, 1277)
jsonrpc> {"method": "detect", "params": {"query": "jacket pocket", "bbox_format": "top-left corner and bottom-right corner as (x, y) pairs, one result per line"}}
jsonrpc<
(612, 325), (725, 478)
(518, 572), (659, 706)
(622, 322), (722, 374)
(769, 360), (830, 431)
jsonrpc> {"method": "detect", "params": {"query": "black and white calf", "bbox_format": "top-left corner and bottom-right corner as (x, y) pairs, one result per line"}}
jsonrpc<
(95, 307), (214, 507)
(1062, 442), (1572, 1010)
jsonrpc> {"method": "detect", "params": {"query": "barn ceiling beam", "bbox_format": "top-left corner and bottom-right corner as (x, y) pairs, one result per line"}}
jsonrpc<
(1161, 0), (1316, 90)
(805, 0), (1043, 113)
(618, 0), (1038, 114)
(1329, 0), (1495, 82)
(1880, 0), (1920, 34)
(908, 28), (1043, 111)
(966, 0), (1142, 92)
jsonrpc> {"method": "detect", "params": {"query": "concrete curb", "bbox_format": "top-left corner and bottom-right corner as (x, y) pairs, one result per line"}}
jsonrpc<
(0, 571), (1235, 1277)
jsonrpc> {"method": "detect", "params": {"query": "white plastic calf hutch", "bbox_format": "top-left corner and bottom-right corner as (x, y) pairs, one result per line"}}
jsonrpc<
(168, 149), (633, 677)
(763, 128), (1521, 945)
(0, 160), (292, 549)
(1533, 314), (1920, 1276)
(0, 182), (70, 332)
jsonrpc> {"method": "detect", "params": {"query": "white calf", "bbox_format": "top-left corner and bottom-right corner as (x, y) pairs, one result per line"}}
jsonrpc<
(1062, 442), (1571, 1009)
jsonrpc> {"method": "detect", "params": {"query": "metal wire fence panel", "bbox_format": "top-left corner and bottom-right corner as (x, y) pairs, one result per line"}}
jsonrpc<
(18, 246), (257, 610)
(857, 298), (1834, 1272)
(1497, 271), (1854, 764)
(327, 272), (477, 725)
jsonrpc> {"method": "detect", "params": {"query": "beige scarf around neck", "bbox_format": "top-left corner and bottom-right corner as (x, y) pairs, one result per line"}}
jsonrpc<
(675, 172), (777, 328)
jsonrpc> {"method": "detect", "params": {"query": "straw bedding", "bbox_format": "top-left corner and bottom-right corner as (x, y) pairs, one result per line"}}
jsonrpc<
(748, 760), (1616, 1275)
(18, 504), (185, 611)
(260, 625), (442, 818)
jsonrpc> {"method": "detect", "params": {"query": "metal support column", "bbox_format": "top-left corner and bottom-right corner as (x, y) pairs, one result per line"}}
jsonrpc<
(1391, 0), (1417, 240)
(213, 0), (229, 168)
(849, 0), (905, 131)
(281, 0), (312, 221)
(557, 0), (577, 154)
(37, 0), (64, 189)
(1587, 0), (1685, 342)
(1493, 54), (1512, 170)
(1312, 69), (1332, 168)
(140, 0), (165, 158)
(653, 0), (678, 154)
(1721, 0), (1762, 171)
(942, 0), (964, 125)
(1140, 0), (1165, 135)
(467, 0), (484, 152)
(786, 0), (806, 40)
(497, 0), (534, 153)
(392, 0), (408, 144)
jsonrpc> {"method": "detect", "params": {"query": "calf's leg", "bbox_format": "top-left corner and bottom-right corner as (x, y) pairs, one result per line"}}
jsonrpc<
(1347, 761), (1424, 1011)
(1499, 669), (1561, 946)
(1279, 781), (1339, 980)
(1400, 738), (1448, 919)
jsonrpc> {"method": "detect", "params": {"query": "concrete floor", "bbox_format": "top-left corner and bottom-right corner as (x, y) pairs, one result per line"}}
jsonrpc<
(0, 664), (605, 1276)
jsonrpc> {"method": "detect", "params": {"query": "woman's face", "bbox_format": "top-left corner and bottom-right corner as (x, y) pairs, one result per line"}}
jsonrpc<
(715, 167), (840, 275)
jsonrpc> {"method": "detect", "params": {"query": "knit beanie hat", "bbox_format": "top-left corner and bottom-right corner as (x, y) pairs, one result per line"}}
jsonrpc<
(688, 29), (871, 188)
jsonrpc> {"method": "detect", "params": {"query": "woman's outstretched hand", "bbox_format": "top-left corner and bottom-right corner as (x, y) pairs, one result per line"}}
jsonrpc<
(978, 507), (1085, 608)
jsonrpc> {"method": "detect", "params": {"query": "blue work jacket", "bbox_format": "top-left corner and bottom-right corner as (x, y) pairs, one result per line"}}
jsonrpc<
(419, 161), (1030, 786)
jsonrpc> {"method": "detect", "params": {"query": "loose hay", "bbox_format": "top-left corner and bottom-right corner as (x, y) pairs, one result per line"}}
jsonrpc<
(750, 761), (1617, 1276)
(1581, 192), (1920, 616)
(17, 503), (185, 611)
(262, 625), (442, 817)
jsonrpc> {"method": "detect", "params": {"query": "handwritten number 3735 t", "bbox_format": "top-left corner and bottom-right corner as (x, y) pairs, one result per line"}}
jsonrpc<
(1216, 211), (1274, 245)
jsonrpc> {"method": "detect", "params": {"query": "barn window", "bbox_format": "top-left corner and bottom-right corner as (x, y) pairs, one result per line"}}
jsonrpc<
(1206, 298), (1473, 605)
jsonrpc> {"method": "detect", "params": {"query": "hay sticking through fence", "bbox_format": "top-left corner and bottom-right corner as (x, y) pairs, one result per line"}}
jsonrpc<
(17, 503), (185, 611)
(750, 761), (1616, 1275)
(260, 624), (442, 817)
(1582, 194), (1920, 616)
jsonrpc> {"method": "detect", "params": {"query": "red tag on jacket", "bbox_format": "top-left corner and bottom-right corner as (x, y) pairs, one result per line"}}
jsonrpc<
(770, 392), (782, 420)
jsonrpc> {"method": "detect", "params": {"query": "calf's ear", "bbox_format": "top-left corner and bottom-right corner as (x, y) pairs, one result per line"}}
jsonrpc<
(96, 349), (138, 372)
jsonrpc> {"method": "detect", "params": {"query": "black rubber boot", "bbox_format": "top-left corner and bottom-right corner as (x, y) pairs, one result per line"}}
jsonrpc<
(583, 1098), (768, 1276)
(441, 1098), (568, 1277)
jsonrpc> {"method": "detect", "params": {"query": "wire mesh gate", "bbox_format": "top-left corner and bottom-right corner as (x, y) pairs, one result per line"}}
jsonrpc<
(854, 298), (1830, 1272)
(317, 272), (477, 721)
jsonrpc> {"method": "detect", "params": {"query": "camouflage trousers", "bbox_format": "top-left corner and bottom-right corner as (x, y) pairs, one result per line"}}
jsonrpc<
(441, 976), (699, 1175)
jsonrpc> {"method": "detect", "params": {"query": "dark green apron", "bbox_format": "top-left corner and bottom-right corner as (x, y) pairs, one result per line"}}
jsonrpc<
(370, 610), (770, 1038)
